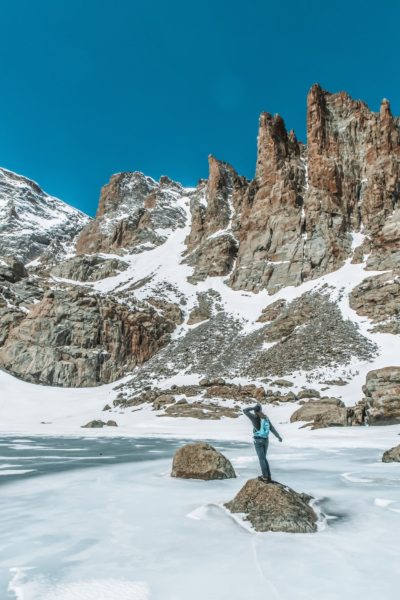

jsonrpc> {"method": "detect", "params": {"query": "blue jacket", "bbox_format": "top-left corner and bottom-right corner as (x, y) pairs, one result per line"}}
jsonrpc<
(243, 405), (281, 440)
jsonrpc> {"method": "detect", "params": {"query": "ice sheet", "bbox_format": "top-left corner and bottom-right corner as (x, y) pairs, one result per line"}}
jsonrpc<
(1, 438), (399, 600)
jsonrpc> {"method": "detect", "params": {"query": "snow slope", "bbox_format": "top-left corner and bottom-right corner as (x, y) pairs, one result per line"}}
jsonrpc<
(0, 167), (89, 263)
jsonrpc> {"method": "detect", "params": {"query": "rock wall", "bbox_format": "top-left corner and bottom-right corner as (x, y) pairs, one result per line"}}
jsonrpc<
(0, 287), (176, 387)
(362, 367), (400, 425)
(185, 85), (400, 292)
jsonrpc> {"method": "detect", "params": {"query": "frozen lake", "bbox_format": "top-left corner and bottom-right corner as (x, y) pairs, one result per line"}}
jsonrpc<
(0, 436), (399, 600)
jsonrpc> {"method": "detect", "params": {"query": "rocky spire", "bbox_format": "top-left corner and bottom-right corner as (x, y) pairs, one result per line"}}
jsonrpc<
(255, 112), (301, 182)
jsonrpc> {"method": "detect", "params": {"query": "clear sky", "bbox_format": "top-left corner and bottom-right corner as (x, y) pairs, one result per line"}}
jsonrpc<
(0, 0), (399, 215)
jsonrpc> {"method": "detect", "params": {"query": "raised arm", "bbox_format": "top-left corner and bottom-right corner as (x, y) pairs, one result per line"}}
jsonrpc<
(243, 404), (261, 428)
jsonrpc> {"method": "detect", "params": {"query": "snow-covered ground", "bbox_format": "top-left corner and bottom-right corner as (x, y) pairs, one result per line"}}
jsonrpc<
(1, 436), (399, 600)
(1, 367), (399, 450)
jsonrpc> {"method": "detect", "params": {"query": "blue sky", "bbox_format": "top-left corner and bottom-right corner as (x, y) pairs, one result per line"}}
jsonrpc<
(0, 0), (399, 215)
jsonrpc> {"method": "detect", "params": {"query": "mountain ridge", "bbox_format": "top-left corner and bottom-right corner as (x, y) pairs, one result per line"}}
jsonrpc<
(0, 84), (399, 428)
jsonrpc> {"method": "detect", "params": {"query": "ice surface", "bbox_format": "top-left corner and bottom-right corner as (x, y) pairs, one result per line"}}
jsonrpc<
(1, 437), (399, 600)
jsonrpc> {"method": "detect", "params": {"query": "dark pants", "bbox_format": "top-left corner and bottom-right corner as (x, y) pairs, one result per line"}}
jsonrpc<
(254, 437), (271, 479)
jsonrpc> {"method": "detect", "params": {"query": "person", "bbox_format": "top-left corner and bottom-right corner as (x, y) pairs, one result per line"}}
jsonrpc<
(243, 403), (282, 483)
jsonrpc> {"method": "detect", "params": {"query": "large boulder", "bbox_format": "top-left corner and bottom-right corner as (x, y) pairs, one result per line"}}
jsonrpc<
(363, 367), (400, 425)
(0, 257), (28, 283)
(382, 445), (400, 463)
(290, 398), (347, 429)
(224, 479), (318, 533)
(171, 442), (236, 480)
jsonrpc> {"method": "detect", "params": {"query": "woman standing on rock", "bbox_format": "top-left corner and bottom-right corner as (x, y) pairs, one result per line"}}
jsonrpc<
(243, 403), (282, 483)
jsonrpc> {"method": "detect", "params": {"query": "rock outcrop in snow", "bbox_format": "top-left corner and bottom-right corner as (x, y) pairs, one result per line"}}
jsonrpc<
(362, 367), (400, 425)
(225, 479), (319, 533)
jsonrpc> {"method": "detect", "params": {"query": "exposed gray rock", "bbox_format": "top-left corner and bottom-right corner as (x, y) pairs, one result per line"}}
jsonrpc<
(363, 367), (400, 425)
(382, 445), (400, 462)
(349, 272), (400, 334)
(0, 287), (176, 387)
(171, 442), (236, 479)
(187, 292), (213, 325)
(224, 479), (318, 533)
(298, 389), (321, 400)
(81, 420), (106, 428)
(272, 379), (293, 387)
(246, 293), (377, 379)
(291, 398), (347, 429)
(51, 255), (128, 282)
(0, 257), (28, 283)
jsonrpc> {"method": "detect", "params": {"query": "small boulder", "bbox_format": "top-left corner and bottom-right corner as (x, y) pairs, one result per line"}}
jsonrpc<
(209, 378), (226, 386)
(224, 479), (318, 533)
(171, 442), (236, 480)
(280, 392), (298, 403)
(106, 420), (118, 427)
(321, 378), (348, 386)
(272, 379), (293, 387)
(298, 389), (321, 400)
(153, 394), (175, 410)
(102, 404), (111, 411)
(81, 420), (106, 428)
(382, 445), (400, 463)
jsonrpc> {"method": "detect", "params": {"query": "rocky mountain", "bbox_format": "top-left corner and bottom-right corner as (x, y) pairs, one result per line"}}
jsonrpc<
(0, 167), (89, 263)
(0, 85), (399, 426)
(75, 171), (188, 255)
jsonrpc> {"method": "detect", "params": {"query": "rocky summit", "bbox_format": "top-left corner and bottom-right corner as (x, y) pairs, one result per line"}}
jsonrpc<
(0, 85), (399, 425)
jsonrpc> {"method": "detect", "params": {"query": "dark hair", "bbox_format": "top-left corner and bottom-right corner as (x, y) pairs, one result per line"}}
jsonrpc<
(255, 407), (268, 420)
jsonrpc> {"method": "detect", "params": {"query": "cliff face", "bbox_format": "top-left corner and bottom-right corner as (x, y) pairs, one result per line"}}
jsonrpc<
(186, 85), (400, 292)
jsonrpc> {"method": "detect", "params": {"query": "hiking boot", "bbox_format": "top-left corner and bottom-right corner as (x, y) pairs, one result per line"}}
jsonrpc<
(257, 476), (271, 483)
